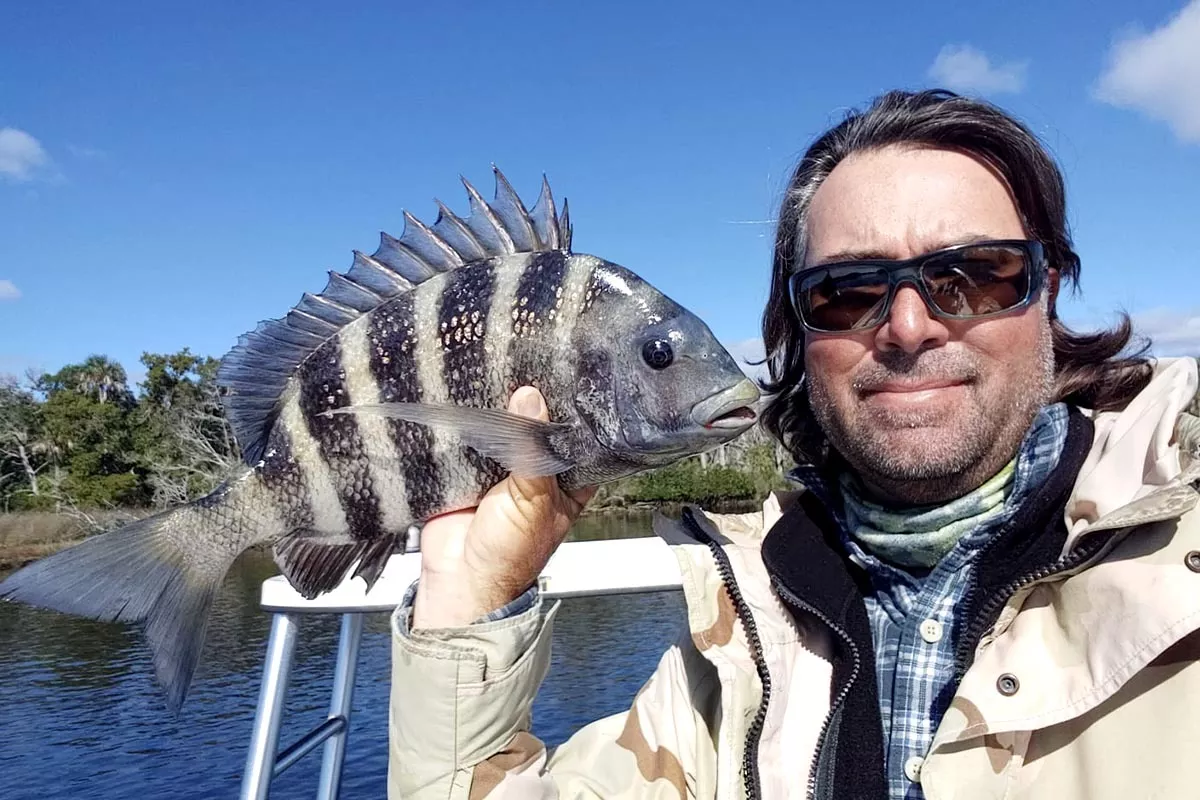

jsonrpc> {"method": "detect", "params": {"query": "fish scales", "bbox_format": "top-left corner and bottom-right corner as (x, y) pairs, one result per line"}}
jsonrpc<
(296, 335), (383, 538)
(257, 426), (317, 533)
(438, 261), (509, 498)
(366, 292), (447, 521)
(0, 168), (762, 712)
(411, 272), (458, 509)
(409, 270), (503, 513)
(543, 254), (600, 425)
(339, 318), (413, 533)
(506, 251), (571, 390)
(278, 392), (347, 535)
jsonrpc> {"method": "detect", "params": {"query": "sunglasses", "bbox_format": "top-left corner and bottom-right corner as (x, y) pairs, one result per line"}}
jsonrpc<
(788, 239), (1048, 334)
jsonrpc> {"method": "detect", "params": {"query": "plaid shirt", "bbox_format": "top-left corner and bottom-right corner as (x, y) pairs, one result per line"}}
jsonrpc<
(790, 402), (1069, 800)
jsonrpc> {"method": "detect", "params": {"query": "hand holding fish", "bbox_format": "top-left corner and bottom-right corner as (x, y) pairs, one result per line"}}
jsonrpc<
(413, 386), (596, 629)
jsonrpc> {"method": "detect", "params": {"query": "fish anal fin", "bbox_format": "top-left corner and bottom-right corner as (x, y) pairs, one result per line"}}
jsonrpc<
(273, 531), (401, 599)
(352, 534), (402, 588)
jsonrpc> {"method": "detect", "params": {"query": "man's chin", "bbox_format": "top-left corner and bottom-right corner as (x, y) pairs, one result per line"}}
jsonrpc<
(847, 421), (982, 482)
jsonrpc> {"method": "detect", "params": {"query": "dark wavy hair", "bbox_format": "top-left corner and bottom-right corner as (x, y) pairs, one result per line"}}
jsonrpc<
(761, 89), (1152, 464)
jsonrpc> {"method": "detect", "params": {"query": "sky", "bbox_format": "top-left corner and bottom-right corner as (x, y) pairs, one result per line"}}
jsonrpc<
(1, 0), (1198, 388)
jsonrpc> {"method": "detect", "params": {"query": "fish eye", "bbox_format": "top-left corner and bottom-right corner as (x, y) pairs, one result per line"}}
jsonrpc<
(641, 339), (674, 370)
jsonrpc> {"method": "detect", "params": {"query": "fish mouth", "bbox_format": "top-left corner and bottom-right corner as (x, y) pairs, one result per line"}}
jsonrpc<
(690, 378), (761, 432)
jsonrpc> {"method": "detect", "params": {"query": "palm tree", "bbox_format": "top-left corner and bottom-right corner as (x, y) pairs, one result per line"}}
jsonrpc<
(73, 355), (129, 405)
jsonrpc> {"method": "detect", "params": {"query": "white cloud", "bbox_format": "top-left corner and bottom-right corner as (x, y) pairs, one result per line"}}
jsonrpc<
(1133, 307), (1200, 356)
(0, 128), (51, 182)
(0, 280), (20, 301)
(928, 45), (1028, 95)
(1094, 0), (1200, 143)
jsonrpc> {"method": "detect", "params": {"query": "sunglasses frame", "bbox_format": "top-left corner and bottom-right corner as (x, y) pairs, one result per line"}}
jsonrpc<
(788, 239), (1048, 334)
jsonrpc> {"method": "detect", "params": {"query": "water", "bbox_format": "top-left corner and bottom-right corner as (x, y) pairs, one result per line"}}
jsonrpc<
(0, 512), (685, 799)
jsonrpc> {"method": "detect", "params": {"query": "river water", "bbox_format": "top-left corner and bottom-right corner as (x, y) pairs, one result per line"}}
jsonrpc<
(0, 512), (685, 799)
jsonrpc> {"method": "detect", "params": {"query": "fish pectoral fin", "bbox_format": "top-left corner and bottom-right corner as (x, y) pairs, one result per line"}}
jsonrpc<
(327, 402), (577, 478)
(273, 531), (402, 600)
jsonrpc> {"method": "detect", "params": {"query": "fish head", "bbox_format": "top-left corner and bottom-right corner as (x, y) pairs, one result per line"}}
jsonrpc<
(570, 260), (760, 466)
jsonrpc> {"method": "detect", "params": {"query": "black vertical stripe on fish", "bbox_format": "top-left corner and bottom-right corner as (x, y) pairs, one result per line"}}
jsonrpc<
(440, 261), (498, 406)
(296, 337), (383, 539)
(438, 261), (508, 489)
(338, 318), (413, 533)
(257, 424), (317, 533)
(367, 292), (447, 521)
(506, 250), (569, 388)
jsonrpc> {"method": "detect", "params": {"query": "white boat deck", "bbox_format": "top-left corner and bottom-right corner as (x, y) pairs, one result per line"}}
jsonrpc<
(242, 535), (685, 800)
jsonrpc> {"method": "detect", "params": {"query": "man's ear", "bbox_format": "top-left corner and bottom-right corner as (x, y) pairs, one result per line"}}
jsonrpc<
(1047, 269), (1061, 313)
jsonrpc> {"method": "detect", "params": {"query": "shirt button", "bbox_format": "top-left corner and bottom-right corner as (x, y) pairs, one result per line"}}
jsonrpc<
(904, 755), (925, 782)
(919, 618), (944, 643)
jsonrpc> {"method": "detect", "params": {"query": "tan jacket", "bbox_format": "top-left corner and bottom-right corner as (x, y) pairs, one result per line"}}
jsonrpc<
(389, 357), (1200, 800)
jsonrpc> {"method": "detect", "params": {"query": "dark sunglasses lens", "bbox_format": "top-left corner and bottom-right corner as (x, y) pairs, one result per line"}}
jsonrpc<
(921, 245), (1031, 317)
(796, 266), (891, 331)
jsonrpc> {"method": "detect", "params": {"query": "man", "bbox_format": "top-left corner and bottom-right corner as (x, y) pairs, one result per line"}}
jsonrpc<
(388, 90), (1200, 799)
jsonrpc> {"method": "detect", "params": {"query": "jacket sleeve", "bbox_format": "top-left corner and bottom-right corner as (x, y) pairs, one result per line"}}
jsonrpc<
(388, 591), (716, 799)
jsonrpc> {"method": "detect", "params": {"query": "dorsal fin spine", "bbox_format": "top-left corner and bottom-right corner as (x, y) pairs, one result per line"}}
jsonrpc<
(462, 177), (516, 254)
(529, 176), (560, 250)
(491, 167), (537, 252)
(433, 199), (488, 261)
(400, 211), (463, 270)
(560, 197), (573, 253)
(373, 232), (439, 282)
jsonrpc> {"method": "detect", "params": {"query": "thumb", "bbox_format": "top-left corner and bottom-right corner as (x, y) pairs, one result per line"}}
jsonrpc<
(509, 385), (549, 421)
(504, 386), (574, 510)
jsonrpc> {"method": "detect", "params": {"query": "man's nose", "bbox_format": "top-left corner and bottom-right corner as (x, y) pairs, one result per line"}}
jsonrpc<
(874, 283), (949, 353)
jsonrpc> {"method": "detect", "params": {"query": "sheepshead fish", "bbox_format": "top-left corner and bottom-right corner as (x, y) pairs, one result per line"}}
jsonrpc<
(0, 168), (759, 709)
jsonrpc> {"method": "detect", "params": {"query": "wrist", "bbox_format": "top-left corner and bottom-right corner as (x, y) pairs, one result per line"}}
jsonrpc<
(412, 568), (530, 629)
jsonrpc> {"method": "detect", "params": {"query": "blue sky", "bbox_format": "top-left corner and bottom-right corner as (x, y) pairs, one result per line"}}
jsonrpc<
(2, 0), (1198, 386)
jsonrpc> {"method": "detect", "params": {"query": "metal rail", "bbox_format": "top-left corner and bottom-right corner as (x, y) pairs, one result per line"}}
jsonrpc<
(239, 536), (683, 799)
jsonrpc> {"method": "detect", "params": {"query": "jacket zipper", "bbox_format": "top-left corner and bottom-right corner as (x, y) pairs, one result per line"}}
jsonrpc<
(770, 578), (861, 800)
(681, 508), (771, 800)
(953, 531), (1114, 680)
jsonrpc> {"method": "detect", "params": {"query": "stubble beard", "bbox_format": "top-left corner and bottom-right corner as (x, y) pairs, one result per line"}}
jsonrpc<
(807, 315), (1056, 505)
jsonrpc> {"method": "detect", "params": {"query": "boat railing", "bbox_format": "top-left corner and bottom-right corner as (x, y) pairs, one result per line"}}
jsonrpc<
(238, 535), (684, 800)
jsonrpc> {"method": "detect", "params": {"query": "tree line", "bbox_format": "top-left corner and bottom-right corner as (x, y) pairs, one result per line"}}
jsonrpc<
(0, 350), (794, 521)
(0, 350), (239, 519)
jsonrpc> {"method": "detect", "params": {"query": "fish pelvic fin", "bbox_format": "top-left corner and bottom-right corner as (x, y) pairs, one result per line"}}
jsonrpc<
(217, 167), (573, 466)
(0, 508), (232, 713)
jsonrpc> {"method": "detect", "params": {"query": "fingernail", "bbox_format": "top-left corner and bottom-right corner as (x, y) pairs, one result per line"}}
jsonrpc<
(512, 388), (544, 417)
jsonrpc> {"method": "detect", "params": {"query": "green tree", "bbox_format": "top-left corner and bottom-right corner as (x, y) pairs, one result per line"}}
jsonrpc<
(38, 386), (144, 507)
(134, 349), (239, 506)
(37, 354), (134, 407)
(626, 459), (755, 504)
(0, 376), (48, 509)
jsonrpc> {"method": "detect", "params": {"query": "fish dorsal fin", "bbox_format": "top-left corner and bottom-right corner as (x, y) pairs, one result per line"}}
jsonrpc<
(217, 167), (573, 465)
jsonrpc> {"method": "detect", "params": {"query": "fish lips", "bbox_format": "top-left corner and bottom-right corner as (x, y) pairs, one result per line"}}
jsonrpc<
(689, 378), (761, 434)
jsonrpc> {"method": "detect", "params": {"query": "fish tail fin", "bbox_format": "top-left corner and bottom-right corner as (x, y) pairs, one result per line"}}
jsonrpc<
(0, 507), (232, 711)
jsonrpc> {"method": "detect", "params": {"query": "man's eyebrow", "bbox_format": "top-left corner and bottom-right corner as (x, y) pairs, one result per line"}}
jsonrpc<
(810, 233), (998, 266)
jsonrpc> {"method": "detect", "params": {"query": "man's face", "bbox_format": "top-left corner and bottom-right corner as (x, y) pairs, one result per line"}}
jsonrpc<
(803, 145), (1057, 504)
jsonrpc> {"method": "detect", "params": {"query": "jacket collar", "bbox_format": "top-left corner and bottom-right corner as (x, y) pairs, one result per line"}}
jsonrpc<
(1066, 357), (1199, 544)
